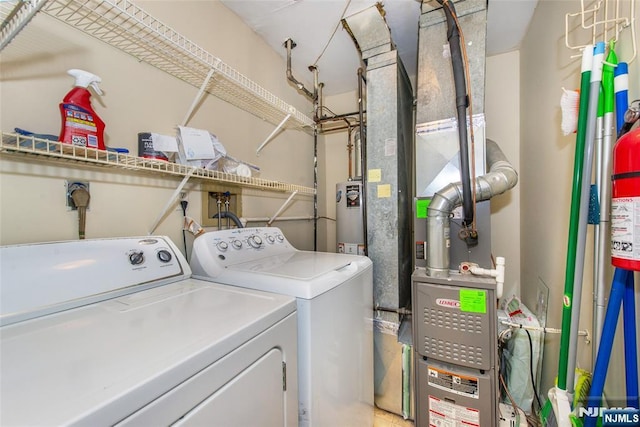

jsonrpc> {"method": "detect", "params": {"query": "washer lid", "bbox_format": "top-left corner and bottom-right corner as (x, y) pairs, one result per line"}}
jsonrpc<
(215, 251), (372, 299)
(228, 251), (352, 280)
(0, 279), (295, 427)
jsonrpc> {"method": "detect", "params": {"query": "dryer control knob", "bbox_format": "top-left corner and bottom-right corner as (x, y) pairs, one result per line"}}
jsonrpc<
(157, 249), (172, 263)
(216, 241), (229, 252)
(129, 251), (145, 265)
(232, 239), (243, 249)
(248, 235), (263, 248)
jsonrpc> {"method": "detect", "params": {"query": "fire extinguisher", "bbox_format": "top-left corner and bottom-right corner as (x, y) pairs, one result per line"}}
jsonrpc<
(611, 104), (640, 271)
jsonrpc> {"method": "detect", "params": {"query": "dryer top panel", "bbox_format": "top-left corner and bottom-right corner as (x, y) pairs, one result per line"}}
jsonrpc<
(0, 278), (295, 427)
(0, 236), (190, 325)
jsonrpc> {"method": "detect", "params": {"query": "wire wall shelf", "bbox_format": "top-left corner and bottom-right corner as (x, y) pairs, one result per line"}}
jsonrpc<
(0, 0), (46, 50)
(0, 132), (316, 195)
(1, 0), (315, 131)
(565, 0), (637, 63)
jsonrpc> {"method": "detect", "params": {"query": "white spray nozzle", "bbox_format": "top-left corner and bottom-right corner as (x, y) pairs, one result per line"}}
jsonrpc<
(68, 69), (103, 96)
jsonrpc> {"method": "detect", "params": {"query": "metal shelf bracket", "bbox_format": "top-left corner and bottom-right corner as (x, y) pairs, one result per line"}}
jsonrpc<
(256, 109), (295, 156)
(182, 67), (217, 127)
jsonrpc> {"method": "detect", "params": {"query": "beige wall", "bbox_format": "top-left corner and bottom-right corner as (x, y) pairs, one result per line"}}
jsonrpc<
(0, 1), (315, 252)
(520, 0), (639, 401)
(486, 50), (522, 301)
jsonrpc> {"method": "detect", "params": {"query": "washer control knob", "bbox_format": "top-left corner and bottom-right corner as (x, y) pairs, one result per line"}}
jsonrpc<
(266, 235), (275, 244)
(248, 235), (263, 248)
(216, 241), (229, 252)
(129, 251), (145, 265)
(276, 234), (284, 242)
(157, 250), (172, 263)
(232, 239), (243, 249)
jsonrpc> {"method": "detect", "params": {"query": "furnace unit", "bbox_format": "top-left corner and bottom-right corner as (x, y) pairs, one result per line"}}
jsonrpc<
(412, 271), (499, 426)
(411, 1), (518, 425)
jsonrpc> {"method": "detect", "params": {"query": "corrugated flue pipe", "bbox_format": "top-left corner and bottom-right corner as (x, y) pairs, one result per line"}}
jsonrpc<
(426, 139), (518, 277)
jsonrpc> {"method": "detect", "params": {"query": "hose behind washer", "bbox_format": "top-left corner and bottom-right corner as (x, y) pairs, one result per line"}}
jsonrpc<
(212, 211), (244, 228)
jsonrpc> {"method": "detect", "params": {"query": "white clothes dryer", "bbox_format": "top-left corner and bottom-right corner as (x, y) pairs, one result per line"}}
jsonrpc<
(0, 236), (298, 427)
(190, 227), (374, 427)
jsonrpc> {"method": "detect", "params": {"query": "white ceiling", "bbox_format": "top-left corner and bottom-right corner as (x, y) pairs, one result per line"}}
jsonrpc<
(220, 0), (539, 96)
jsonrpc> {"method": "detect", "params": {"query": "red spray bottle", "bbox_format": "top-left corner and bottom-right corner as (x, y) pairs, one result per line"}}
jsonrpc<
(58, 69), (105, 150)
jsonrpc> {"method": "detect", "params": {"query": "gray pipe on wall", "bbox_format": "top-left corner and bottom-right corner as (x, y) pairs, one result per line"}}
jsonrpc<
(426, 139), (518, 277)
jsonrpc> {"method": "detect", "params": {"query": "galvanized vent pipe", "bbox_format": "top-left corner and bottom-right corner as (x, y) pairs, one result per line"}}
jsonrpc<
(284, 38), (315, 101)
(426, 139), (518, 277)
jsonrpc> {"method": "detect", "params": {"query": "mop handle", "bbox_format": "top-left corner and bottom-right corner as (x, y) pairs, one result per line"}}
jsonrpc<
(557, 42), (604, 391)
(614, 62), (629, 136)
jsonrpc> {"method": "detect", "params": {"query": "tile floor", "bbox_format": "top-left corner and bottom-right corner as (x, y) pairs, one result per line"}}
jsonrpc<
(373, 407), (414, 427)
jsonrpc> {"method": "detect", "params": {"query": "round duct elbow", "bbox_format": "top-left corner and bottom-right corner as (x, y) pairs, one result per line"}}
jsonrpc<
(426, 139), (518, 277)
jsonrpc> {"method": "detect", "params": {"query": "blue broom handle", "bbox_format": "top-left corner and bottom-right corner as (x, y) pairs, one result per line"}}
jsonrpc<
(584, 268), (631, 427)
(623, 274), (638, 409)
(614, 62), (629, 136)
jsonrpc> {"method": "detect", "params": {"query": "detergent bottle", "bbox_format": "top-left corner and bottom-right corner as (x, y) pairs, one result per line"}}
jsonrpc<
(59, 69), (106, 150)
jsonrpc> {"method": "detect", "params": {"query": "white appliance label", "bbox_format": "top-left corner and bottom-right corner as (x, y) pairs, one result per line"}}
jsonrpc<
(611, 196), (640, 261)
(338, 243), (359, 255)
(427, 366), (479, 399)
(428, 395), (480, 427)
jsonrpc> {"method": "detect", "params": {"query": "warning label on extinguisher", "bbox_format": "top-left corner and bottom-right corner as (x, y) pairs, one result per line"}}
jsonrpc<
(611, 196), (640, 262)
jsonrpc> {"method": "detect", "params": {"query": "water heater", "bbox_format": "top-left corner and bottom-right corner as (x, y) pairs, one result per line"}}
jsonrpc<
(336, 180), (365, 255)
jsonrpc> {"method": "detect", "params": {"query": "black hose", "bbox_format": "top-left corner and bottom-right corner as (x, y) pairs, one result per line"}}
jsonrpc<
(211, 211), (244, 228)
(525, 329), (543, 412)
(437, 0), (474, 228)
(181, 200), (188, 258)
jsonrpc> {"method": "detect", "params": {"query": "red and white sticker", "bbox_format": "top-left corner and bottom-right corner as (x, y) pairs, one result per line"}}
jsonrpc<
(428, 395), (480, 427)
(611, 196), (640, 262)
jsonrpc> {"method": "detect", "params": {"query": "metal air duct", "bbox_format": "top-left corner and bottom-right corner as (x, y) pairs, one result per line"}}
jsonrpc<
(343, 4), (415, 419)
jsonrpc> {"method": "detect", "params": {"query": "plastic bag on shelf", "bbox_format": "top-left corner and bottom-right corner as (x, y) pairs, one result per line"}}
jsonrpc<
(175, 126), (226, 170)
(219, 154), (260, 177)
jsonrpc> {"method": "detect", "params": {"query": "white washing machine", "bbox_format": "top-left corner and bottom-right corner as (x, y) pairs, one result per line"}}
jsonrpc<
(190, 227), (374, 427)
(0, 236), (298, 427)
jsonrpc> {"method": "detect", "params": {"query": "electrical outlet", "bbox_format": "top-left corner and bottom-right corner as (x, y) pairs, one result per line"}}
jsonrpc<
(66, 181), (90, 210)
